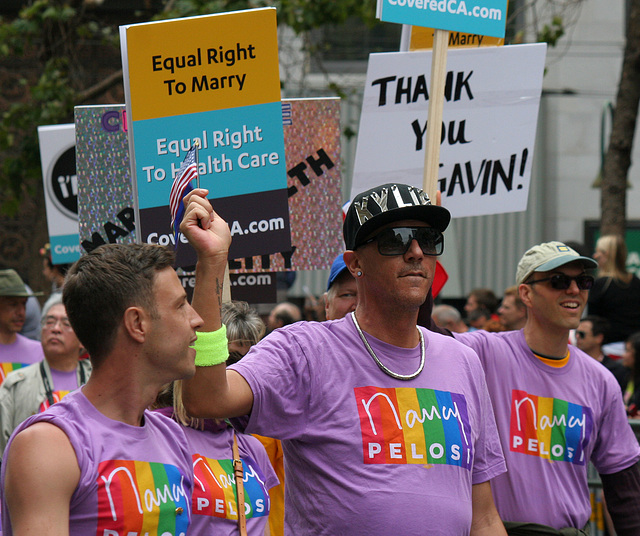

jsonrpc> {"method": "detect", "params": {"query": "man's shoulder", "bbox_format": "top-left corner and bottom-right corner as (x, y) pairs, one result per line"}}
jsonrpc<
(0, 360), (41, 389)
(268, 317), (351, 343)
(144, 407), (191, 437)
(424, 327), (475, 350)
(455, 327), (522, 347)
(0, 334), (45, 366)
(570, 346), (626, 386)
(10, 419), (72, 447)
(3, 419), (81, 513)
(14, 333), (42, 349)
(0, 333), (40, 351)
(454, 329), (528, 367)
(570, 345), (609, 369)
(3, 394), (82, 467)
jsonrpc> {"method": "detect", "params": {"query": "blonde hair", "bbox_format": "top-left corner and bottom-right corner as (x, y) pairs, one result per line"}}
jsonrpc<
(172, 380), (206, 430)
(596, 234), (631, 283)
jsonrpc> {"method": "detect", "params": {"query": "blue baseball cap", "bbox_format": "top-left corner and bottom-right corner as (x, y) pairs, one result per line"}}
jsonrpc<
(327, 254), (349, 291)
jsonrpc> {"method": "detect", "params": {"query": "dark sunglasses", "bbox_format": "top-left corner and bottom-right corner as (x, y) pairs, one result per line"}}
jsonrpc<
(359, 227), (444, 257)
(575, 331), (587, 339)
(525, 273), (595, 291)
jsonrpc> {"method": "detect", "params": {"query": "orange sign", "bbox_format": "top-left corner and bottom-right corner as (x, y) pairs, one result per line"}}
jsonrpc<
(410, 25), (504, 50)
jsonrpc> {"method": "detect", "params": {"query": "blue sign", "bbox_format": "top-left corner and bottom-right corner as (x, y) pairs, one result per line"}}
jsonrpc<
(379, 0), (508, 38)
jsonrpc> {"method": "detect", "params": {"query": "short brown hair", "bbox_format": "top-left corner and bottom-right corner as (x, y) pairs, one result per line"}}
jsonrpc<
(469, 288), (499, 313)
(63, 244), (175, 364)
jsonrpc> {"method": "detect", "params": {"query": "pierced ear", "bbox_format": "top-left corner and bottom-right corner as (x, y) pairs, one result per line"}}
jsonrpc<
(342, 250), (362, 279)
(122, 306), (147, 343)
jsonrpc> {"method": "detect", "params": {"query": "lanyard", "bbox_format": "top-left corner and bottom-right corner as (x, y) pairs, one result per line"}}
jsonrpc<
(40, 360), (87, 406)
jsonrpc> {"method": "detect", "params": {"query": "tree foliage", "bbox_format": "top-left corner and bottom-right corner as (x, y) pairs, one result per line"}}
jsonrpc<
(0, 0), (379, 214)
(0, 0), (586, 217)
(0, 0), (115, 212)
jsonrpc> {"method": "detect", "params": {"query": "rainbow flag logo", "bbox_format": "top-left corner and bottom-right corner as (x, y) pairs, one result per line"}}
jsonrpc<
(509, 389), (593, 465)
(354, 386), (472, 468)
(38, 390), (71, 413)
(0, 362), (27, 383)
(96, 459), (190, 535)
(192, 454), (270, 520)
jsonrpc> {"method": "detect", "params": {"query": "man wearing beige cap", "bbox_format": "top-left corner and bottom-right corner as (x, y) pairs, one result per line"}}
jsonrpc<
(0, 270), (44, 381)
(456, 241), (640, 535)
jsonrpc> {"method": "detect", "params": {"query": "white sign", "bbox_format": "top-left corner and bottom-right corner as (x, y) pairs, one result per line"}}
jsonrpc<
(37, 124), (81, 264)
(351, 43), (547, 218)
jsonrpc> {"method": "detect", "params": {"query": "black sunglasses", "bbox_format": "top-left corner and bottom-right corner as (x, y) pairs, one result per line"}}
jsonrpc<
(575, 331), (587, 339)
(359, 227), (444, 257)
(525, 273), (594, 291)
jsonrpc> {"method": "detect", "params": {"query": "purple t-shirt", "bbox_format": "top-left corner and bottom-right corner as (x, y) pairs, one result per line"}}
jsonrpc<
(155, 408), (278, 536)
(230, 316), (505, 536)
(455, 329), (640, 529)
(1, 389), (193, 536)
(49, 367), (80, 392)
(0, 334), (44, 384)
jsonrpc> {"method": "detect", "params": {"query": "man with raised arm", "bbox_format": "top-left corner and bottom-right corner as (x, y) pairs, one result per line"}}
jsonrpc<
(182, 184), (507, 536)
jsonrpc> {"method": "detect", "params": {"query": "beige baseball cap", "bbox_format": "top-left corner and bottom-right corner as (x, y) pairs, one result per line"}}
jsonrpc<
(515, 241), (597, 285)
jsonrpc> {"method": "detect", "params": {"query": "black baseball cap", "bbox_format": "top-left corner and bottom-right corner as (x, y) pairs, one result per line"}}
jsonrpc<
(343, 183), (451, 250)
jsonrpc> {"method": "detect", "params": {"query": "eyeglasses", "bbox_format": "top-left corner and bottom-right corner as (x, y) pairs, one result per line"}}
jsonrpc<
(575, 331), (587, 339)
(41, 316), (73, 330)
(525, 274), (595, 291)
(359, 227), (444, 257)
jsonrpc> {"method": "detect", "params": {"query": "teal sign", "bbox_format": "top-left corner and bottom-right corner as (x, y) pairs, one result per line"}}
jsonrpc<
(378, 0), (508, 38)
(50, 233), (82, 264)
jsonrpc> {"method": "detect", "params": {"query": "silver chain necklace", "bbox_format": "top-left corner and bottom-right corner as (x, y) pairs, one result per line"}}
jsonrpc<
(350, 312), (425, 381)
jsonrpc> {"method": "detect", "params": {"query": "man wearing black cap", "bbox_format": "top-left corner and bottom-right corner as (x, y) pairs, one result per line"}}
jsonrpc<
(455, 241), (640, 535)
(180, 184), (507, 536)
(0, 270), (44, 381)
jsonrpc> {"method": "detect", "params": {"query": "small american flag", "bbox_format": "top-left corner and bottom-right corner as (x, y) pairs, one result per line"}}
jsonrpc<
(169, 145), (198, 244)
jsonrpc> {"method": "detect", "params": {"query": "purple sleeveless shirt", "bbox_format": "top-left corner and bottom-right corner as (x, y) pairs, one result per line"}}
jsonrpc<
(1, 388), (193, 536)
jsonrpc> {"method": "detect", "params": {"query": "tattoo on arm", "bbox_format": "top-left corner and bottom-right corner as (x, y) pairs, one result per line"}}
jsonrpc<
(216, 278), (223, 309)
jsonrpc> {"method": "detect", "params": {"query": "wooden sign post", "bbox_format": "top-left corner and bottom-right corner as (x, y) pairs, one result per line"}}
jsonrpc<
(423, 29), (450, 201)
(376, 0), (509, 202)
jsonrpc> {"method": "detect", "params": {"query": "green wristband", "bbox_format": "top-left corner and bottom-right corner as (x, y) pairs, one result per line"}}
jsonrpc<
(193, 325), (228, 367)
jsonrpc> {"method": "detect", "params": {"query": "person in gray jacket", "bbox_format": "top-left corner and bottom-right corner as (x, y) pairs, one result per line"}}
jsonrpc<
(0, 294), (90, 454)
